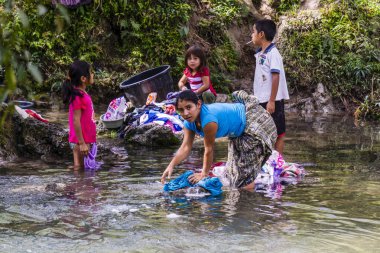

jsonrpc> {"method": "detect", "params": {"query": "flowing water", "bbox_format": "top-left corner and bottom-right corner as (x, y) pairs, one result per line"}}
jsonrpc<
(0, 113), (379, 253)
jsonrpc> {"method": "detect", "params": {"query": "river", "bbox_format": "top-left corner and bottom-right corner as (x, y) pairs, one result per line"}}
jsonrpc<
(0, 113), (379, 252)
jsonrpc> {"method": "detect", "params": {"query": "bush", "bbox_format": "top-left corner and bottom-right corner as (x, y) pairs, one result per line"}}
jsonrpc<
(279, 0), (380, 99)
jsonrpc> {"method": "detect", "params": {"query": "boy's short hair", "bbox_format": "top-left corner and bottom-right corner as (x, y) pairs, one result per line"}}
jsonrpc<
(254, 19), (277, 41)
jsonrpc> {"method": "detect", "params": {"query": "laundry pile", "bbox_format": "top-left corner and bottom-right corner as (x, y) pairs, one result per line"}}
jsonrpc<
(164, 151), (306, 198)
(105, 92), (184, 137)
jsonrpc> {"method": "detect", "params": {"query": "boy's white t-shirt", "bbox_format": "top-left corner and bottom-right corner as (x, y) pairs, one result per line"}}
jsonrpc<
(253, 43), (289, 103)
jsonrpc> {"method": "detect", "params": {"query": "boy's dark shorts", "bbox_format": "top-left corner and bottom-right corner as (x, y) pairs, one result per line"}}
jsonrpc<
(259, 100), (286, 137)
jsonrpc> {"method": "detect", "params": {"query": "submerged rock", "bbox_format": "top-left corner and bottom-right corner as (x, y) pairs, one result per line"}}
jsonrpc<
(124, 123), (183, 146)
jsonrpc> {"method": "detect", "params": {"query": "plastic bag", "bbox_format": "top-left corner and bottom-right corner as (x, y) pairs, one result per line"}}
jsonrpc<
(104, 96), (128, 120)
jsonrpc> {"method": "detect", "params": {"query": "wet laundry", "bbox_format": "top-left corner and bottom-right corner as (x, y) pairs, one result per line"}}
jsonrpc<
(163, 170), (223, 196)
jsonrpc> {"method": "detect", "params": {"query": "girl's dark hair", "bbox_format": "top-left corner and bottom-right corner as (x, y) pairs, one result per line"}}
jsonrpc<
(62, 60), (91, 104)
(175, 90), (200, 107)
(185, 45), (206, 71)
(254, 19), (277, 42)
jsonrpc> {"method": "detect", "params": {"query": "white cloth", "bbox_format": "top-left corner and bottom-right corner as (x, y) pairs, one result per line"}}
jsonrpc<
(253, 43), (289, 103)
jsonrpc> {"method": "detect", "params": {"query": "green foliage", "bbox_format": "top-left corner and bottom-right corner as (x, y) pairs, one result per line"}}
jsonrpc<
(210, 0), (244, 23)
(0, 0), (192, 94)
(355, 97), (380, 121)
(194, 0), (244, 93)
(0, 0), (247, 100)
(280, 0), (380, 99)
(271, 0), (302, 16)
(209, 42), (239, 93)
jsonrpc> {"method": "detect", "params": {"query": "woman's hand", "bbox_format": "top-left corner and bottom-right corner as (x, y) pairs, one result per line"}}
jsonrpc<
(161, 166), (174, 184)
(181, 86), (188, 91)
(79, 143), (89, 156)
(188, 172), (208, 184)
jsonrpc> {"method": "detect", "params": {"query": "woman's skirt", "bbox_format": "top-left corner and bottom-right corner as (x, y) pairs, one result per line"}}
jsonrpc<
(226, 90), (278, 188)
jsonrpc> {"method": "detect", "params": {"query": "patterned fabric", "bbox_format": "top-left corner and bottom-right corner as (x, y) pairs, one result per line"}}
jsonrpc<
(225, 90), (277, 188)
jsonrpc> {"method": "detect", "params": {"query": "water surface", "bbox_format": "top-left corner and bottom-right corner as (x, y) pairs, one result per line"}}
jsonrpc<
(0, 113), (379, 253)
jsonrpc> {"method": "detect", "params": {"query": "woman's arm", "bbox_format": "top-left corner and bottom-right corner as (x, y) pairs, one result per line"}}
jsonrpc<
(73, 109), (89, 156)
(178, 74), (188, 91)
(188, 122), (217, 184)
(194, 76), (211, 95)
(161, 128), (195, 183)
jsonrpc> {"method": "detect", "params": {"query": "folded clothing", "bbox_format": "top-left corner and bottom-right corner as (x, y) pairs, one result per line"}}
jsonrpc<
(163, 170), (223, 196)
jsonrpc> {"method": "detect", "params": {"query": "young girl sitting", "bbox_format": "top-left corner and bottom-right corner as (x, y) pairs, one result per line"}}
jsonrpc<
(178, 45), (217, 104)
(62, 60), (96, 170)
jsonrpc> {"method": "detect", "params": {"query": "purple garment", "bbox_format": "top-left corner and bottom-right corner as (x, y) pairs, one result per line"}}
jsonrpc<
(84, 143), (101, 170)
(166, 92), (180, 100)
(52, 0), (92, 8)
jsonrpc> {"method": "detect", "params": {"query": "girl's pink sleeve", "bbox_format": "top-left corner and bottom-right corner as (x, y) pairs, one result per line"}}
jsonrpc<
(71, 96), (84, 110)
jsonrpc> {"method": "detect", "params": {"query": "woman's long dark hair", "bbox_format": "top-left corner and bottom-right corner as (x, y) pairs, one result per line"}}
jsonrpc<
(175, 90), (200, 107)
(62, 60), (91, 105)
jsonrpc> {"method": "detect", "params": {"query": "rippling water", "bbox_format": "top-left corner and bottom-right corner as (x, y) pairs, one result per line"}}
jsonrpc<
(0, 113), (379, 253)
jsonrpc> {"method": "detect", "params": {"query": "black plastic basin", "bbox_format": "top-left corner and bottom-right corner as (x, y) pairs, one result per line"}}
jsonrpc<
(119, 65), (174, 107)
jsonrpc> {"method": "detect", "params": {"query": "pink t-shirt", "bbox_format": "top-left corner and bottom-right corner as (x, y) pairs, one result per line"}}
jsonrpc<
(68, 91), (97, 143)
(184, 67), (217, 96)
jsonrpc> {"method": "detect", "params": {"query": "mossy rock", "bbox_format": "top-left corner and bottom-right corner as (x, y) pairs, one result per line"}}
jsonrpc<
(124, 123), (183, 146)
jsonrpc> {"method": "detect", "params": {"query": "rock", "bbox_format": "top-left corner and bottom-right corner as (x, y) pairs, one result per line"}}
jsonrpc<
(301, 0), (320, 10)
(0, 103), (71, 160)
(12, 113), (71, 158)
(312, 83), (336, 114)
(124, 123), (183, 146)
(45, 183), (66, 192)
(215, 94), (231, 103)
(286, 83), (336, 114)
(302, 97), (315, 114)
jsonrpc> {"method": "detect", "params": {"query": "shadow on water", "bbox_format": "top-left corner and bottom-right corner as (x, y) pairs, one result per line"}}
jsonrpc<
(0, 113), (379, 252)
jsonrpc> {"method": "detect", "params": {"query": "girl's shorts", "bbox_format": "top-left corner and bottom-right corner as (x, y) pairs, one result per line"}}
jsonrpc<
(69, 143), (95, 150)
(69, 143), (76, 150)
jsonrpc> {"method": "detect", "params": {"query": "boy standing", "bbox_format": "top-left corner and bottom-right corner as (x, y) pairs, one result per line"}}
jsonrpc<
(251, 19), (289, 154)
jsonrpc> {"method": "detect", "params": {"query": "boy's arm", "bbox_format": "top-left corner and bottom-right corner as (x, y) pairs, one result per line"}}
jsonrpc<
(267, 73), (279, 114)
(178, 74), (188, 91)
(195, 76), (211, 95)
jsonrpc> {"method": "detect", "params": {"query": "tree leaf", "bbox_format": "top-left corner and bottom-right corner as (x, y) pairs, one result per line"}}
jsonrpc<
(37, 5), (48, 16)
(5, 66), (16, 91)
(27, 62), (43, 83)
(16, 9), (29, 28)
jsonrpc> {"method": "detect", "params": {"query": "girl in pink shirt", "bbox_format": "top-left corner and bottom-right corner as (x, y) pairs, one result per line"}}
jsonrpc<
(62, 60), (96, 169)
(178, 46), (217, 104)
